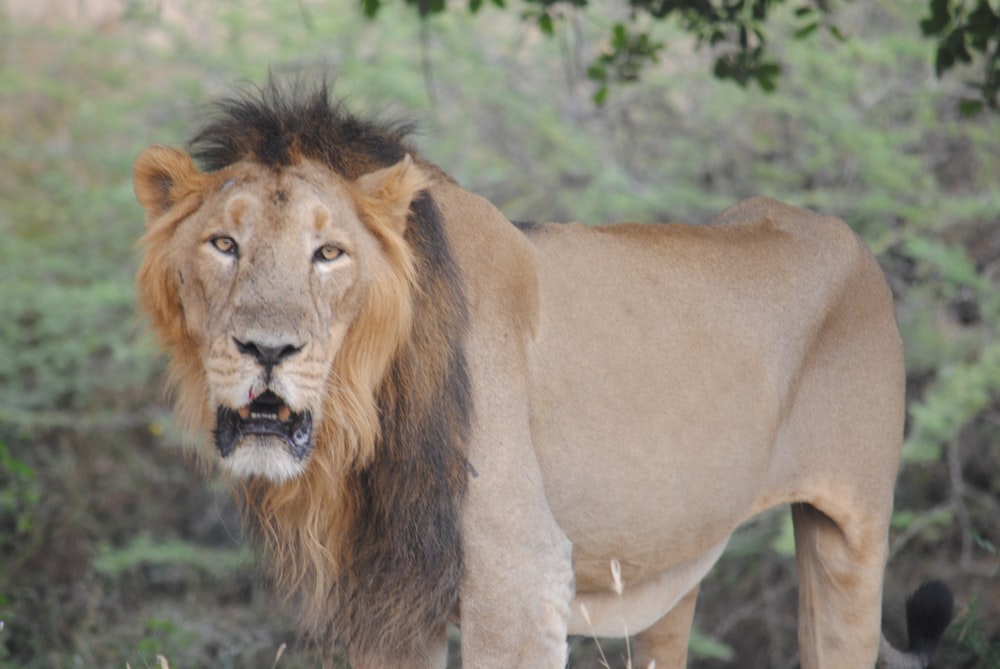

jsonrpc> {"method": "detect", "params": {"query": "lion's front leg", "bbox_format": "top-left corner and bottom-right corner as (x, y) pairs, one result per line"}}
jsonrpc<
(457, 345), (575, 666)
(458, 457), (575, 668)
(453, 301), (577, 667)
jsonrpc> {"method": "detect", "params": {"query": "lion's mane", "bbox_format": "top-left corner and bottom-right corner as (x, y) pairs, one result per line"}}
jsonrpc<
(141, 79), (472, 660)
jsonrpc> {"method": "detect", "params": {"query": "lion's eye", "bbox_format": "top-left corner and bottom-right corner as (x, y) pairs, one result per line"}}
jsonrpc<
(210, 236), (238, 256)
(314, 243), (344, 263)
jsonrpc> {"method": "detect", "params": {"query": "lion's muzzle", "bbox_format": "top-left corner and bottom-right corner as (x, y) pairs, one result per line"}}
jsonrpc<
(214, 390), (314, 460)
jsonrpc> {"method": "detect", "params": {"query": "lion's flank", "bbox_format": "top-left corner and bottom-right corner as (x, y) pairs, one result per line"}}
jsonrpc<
(188, 80), (473, 662)
(189, 76), (416, 178)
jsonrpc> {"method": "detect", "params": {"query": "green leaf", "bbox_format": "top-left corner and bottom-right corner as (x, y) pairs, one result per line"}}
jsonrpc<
(971, 531), (997, 555)
(891, 510), (917, 530)
(713, 56), (736, 81)
(361, 0), (381, 18)
(771, 512), (796, 556)
(689, 627), (736, 660)
(967, 0), (999, 50)
(921, 0), (954, 36)
(424, 0), (446, 14)
(936, 43), (957, 76)
(593, 85), (609, 105)
(586, 64), (607, 82)
(794, 21), (819, 39)
(828, 24), (848, 42)
(538, 12), (554, 35)
(959, 98), (985, 116)
(755, 61), (781, 92)
(612, 22), (628, 48)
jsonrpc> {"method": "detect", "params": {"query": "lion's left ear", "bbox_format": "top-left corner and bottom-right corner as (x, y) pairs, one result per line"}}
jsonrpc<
(355, 154), (430, 235)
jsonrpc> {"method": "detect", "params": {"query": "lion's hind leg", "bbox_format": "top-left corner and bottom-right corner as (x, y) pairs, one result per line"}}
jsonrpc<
(632, 584), (700, 669)
(792, 502), (889, 669)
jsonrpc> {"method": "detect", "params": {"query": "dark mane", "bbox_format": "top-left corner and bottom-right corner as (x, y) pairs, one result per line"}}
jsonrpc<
(325, 191), (472, 660)
(188, 77), (416, 178)
(198, 77), (472, 663)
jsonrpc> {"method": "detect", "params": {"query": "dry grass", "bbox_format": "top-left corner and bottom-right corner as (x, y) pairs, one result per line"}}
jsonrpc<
(126, 644), (288, 669)
(576, 559), (656, 669)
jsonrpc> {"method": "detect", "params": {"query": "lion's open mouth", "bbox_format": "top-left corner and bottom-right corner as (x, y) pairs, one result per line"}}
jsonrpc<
(214, 391), (313, 460)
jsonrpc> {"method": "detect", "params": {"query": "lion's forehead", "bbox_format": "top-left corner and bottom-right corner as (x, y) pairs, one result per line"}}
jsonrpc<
(206, 170), (358, 232)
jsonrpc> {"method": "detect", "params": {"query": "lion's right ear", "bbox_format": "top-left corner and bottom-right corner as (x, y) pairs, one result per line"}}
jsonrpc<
(134, 145), (203, 221)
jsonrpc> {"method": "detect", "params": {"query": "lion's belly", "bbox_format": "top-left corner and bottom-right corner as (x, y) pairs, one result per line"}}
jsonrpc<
(566, 536), (729, 637)
(527, 307), (785, 578)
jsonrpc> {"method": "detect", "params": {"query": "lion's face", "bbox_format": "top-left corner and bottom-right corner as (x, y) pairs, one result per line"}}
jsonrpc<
(135, 147), (427, 483)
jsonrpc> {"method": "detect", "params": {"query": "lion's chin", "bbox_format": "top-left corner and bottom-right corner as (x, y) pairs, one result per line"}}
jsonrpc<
(218, 436), (310, 483)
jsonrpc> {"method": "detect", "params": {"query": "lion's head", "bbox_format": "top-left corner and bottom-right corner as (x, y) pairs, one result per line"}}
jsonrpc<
(134, 81), (471, 659)
(134, 97), (429, 484)
(135, 87), (438, 482)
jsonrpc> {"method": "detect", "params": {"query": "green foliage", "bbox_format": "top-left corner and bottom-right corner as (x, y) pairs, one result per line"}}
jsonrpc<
(947, 594), (1000, 667)
(921, 0), (1000, 112)
(770, 511), (796, 557)
(890, 506), (954, 545)
(365, 0), (1000, 110)
(93, 534), (251, 578)
(0, 438), (39, 584)
(903, 236), (988, 293)
(898, 232), (1000, 463)
(133, 618), (196, 663)
(0, 440), (38, 663)
(906, 340), (1000, 462)
(0, 440), (37, 540)
(588, 23), (664, 103)
(688, 627), (735, 661)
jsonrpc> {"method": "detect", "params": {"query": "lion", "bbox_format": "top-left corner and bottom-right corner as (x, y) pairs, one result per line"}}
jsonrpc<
(133, 79), (952, 668)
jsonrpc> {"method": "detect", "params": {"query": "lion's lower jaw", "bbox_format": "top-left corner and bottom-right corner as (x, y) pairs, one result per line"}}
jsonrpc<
(218, 438), (310, 483)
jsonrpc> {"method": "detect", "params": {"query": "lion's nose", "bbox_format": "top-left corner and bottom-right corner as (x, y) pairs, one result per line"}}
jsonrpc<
(234, 338), (303, 369)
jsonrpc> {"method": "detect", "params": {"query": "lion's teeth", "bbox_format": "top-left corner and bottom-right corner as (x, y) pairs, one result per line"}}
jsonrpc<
(238, 406), (251, 419)
(278, 406), (291, 422)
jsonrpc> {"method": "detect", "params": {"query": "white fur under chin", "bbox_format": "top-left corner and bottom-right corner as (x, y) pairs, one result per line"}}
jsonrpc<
(219, 438), (307, 483)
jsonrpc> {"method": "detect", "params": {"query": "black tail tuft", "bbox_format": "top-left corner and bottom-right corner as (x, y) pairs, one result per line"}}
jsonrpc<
(905, 580), (955, 659)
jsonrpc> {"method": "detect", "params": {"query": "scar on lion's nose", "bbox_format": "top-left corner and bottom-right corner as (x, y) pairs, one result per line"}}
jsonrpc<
(234, 338), (303, 369)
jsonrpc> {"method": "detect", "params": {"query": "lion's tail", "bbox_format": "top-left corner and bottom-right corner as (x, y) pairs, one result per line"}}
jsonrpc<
(877, 580), (955, 669)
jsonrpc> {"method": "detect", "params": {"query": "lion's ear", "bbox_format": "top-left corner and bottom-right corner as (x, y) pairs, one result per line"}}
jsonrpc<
(134, 145), (203, 222)
(355, 154), (430, 235)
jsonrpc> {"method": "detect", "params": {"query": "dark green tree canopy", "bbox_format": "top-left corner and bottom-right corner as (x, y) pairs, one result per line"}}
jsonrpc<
(362, 0), (1000, 112)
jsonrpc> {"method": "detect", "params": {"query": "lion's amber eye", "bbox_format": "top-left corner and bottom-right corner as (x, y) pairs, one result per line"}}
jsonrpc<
(314, 243), (344, 263)
(210, 236), (238, 256)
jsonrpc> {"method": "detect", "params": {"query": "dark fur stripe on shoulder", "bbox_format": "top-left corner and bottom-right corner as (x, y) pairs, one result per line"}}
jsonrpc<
(188, 76), (416, 178)
(329, 192), (472, 661)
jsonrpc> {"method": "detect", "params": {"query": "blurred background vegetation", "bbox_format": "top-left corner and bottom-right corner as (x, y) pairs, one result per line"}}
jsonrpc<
(0, 0), (997, 667)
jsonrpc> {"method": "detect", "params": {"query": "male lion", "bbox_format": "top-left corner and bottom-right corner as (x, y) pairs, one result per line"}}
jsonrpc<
(134, 79), (951, 668)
